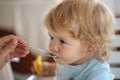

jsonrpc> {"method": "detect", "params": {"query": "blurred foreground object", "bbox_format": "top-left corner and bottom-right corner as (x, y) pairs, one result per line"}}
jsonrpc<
(33, 56), (43, 75)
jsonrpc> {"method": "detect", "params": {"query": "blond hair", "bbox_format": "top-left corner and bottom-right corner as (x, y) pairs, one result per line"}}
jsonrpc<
(44, 0), (115, 61)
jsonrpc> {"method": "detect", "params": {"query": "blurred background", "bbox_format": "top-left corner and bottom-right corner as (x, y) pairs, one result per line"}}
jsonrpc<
(0, 0), (120, 80)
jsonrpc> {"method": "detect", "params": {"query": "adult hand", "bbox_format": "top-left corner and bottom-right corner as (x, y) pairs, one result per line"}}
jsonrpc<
(0, 35), (29, 70)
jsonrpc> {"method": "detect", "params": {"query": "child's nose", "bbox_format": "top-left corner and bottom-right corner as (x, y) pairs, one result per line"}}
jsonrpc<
(50, 42), (59, 53)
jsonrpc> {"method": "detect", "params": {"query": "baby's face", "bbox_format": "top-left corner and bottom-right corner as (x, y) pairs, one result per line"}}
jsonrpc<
(48, 30), (88, 66)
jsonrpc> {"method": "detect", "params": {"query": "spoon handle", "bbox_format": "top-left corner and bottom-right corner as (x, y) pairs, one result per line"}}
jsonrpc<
(18, 43), (54, 57)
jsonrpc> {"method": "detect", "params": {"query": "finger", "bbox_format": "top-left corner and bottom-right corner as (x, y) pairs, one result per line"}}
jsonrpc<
(17, 37), (27, 45)
(31, 61), (41, 75)
(1, 39), (17, 54)
(31, 66), (37, 75)
(0, 35), (17, 48)
(16, 43), (29, 50)
(14, 48), (29, 57)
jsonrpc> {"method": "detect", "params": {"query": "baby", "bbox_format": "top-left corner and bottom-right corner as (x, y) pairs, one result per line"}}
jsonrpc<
(33, 0), (115, 80)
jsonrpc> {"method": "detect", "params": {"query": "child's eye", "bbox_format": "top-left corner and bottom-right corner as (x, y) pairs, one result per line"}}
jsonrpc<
(50, 36), (54, 40)
(49, 35), (53, 40)
(60, 39), (67, 44)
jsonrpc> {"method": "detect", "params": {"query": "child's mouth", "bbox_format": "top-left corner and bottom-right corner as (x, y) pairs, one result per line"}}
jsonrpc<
(48, 53), (58, 58)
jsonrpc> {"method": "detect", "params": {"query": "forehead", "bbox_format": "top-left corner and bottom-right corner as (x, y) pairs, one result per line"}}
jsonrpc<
(48, 29), (72, 39)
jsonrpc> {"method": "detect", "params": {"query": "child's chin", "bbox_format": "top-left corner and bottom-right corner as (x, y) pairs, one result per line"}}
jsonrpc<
(57, 62), (67, 65)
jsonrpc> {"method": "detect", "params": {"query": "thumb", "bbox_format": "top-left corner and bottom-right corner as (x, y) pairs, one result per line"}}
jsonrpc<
(1, 39), (17, 54)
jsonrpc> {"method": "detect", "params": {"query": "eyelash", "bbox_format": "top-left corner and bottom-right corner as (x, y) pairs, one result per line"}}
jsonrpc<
(60, 39), (67, 44)
(49, 36), (67, 44)
(50, 36), (53, 40)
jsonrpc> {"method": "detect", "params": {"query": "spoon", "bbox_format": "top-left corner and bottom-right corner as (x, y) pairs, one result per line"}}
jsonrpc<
(36, 49), (56, 57)
(18, 43), (56, 57)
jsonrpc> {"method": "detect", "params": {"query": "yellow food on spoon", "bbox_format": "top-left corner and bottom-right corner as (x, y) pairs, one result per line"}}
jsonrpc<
(34, 56), (43, 75)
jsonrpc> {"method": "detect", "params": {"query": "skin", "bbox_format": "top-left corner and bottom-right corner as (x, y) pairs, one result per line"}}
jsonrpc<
(32, 30), (92, 76)
(0, 35), (29, 70)
(48, 30), (88, 66)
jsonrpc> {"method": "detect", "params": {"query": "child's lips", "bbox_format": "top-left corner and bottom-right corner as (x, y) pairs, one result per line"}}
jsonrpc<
(48, 53), (59, 58)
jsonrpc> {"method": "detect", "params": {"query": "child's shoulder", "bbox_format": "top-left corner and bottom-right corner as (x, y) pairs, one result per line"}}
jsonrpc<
(87, 59), (110, 72)
(85, 59), (115, 80)
(89, 59), (109, 69)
